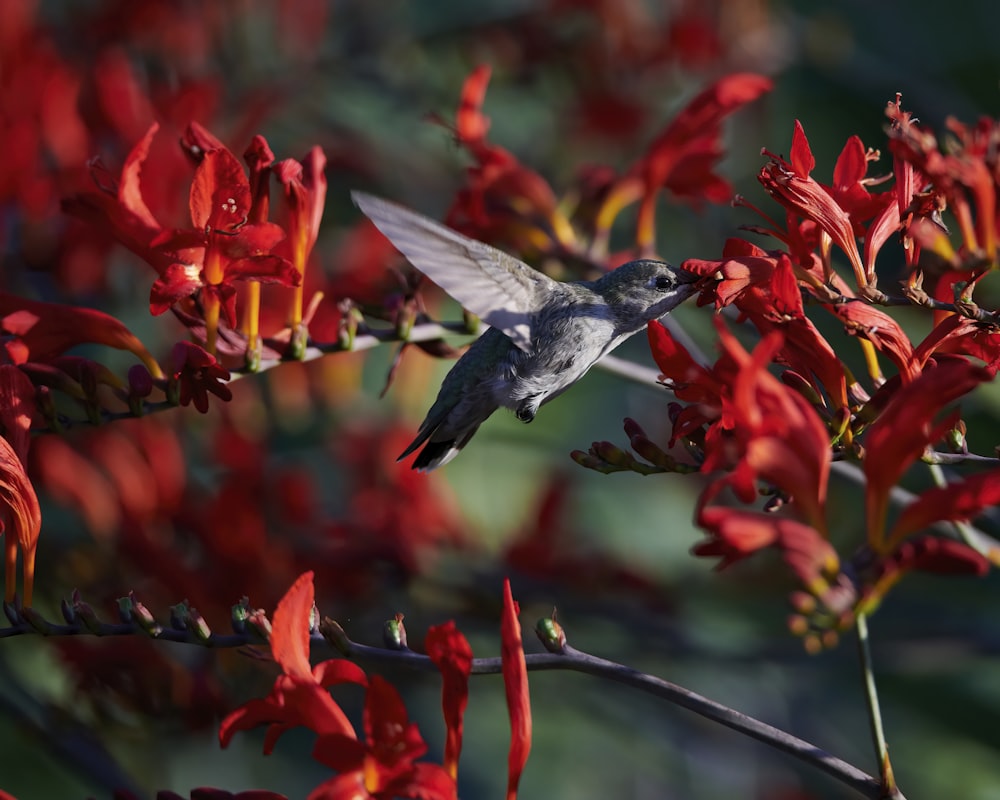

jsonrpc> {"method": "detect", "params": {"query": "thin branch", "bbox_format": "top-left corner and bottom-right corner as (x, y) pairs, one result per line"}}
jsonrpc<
(339, 637), (895, 799)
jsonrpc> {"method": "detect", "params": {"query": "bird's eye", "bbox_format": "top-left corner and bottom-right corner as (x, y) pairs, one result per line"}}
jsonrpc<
(653, 274), (674, 291)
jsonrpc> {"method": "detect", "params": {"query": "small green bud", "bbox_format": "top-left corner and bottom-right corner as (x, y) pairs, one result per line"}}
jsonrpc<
(383, 613), (408, 650)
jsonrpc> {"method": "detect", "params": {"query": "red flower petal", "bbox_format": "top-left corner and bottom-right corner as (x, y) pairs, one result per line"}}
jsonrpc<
(889, 467), (1000, 544)
(501, 578), (531, 800)
(0, 435), (41, 605)
(190, 148), (251, 232)
(271, 571), (315, 680)
(425, 621), (473, 780)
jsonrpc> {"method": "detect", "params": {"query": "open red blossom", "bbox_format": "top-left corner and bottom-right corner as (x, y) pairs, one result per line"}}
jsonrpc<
(169, 342), (232, 413)
(826, 134), (893, 232)
(706, 323), (832, 532)
(685, 244), (849, 409)
(863, 358), (992, 550)
(311, 674), (456, 800)
(150, 146), (299, 327)
(501, 578), (531, 800)
(0, 434), (41, 605)
(759, 121), (869, 288)
(1, 293), (162, 378)
(219, 572), (368, 753)
(425, 621), (473, 780)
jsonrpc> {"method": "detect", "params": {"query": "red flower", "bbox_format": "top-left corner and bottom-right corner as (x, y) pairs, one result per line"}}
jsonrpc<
(169, 342), (232, 413)
(863, 359), (992, 551)
(622, 73), (772, 250)
(219, 571), (368, 752)
(646, 319), (732, 445)
(425, 622), (473, 780)
(439, 65), (574, 254)
(310, 675), (456, 800)
(150, 146), (299, 327)
(501, 578), (531, 800)
(275, 146), (327, 330)
(705, 323), (831, 532)
(694, 504), (839, 591)
(0, 434), (40, 605)
(759, 121), (868, 288)
(0, 293), (162, 378)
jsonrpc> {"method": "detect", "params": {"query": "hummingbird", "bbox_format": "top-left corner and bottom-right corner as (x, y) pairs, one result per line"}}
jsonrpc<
(352, 192), (701, 471)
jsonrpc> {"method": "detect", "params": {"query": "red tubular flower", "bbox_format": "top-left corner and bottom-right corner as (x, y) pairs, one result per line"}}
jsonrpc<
(824, 299), (916, 382)
(425, 621), (473, 780)
(440, 65), (574, 254)
(708, 323), (831, 532)
(609, 73), (772, 250)
(219, 571), (368, 752)
(863, 359), (992, 550)
(685, 243), (849, 409)
(310, 675), (456, 800)
(0, 293), (162, 378)
(275, 146), (327, 329)
(0, 434), (41, 605)
(646, 319), (731, 445)
(501, 578), (531, 800)
(151, 144), (299, 352)
(759, 121), (869, 289)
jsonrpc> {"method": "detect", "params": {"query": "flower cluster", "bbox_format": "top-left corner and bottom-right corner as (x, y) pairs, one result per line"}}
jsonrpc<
(220, 572), (531, 800)
(579, 101), (1000, 649)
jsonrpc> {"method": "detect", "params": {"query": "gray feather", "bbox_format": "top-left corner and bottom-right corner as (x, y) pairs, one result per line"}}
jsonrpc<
(352, 191), (559, 353)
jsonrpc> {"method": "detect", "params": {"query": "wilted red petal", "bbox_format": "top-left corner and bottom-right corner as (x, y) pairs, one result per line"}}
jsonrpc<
(501, 578), (531, 800)
(425, 621), (473, 780)
(0, 435), (41, 605)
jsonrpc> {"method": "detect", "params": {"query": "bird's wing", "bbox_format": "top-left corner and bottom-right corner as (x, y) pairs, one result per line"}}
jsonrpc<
(352, 191), (561, 353)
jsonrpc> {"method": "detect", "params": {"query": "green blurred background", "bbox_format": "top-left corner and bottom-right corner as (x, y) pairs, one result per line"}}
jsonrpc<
(2, 1), (1000, 798)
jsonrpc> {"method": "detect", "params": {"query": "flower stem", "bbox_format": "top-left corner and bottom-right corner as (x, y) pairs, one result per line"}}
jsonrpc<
(855, 612), (898, 797)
